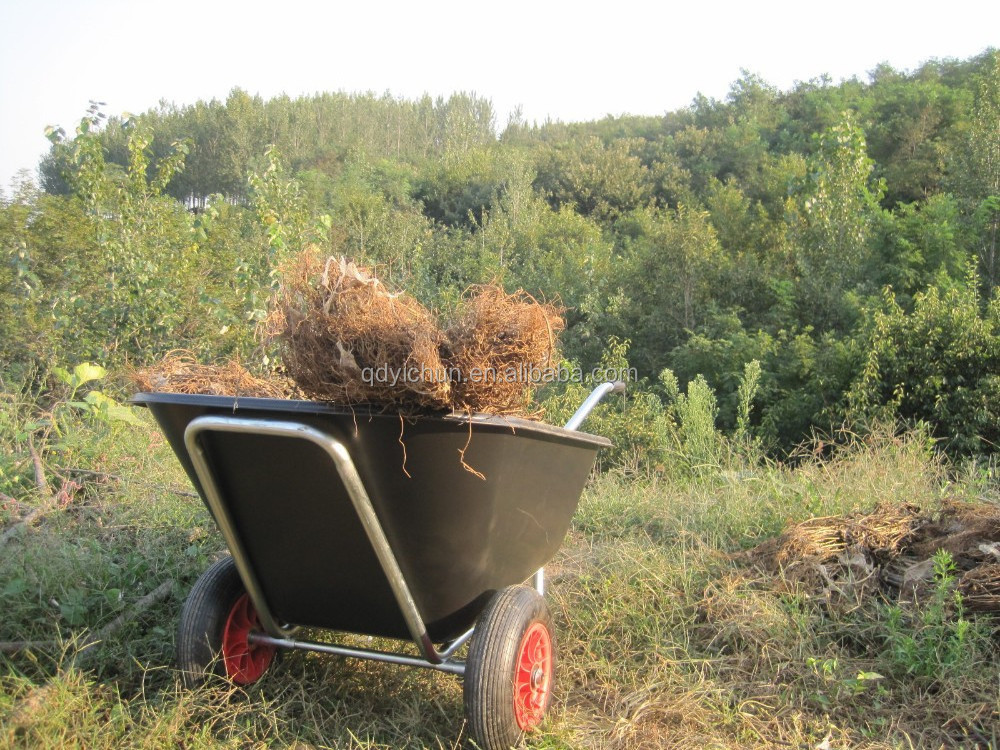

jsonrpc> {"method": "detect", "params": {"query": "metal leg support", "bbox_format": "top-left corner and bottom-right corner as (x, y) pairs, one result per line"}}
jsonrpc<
(184, 416), (448, 664)
(533, 567), (545, 596)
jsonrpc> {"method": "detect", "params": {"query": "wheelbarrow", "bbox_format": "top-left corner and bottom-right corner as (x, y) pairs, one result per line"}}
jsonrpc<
(132, 381), (622, 749)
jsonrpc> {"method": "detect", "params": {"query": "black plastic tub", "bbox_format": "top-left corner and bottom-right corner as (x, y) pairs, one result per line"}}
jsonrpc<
(132, 393), (610, 642)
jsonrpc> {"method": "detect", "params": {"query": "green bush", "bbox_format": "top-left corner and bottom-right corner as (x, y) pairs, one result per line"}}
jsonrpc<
(881, 550), (987, 682)
(849, 277), (1000, 456)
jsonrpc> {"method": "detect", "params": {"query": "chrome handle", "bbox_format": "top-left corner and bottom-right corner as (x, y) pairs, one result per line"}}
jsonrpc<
(563, 381), (626, 432)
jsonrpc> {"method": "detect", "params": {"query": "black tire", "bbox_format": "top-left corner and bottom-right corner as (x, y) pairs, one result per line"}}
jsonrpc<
(464, 585), (556, 750)
(176, 555), (275, 687)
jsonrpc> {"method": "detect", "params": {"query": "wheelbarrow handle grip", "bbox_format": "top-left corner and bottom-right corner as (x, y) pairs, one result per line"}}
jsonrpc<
(563, 381), (627, 431)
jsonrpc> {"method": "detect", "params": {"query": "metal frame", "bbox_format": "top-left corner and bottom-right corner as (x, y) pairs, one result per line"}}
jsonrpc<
(184, 416), (467, 670)
(181, 382), (624, 677)
(246, 632), (468, 676)
(564, 380), (626, 431)
(533, 381), (627, 597)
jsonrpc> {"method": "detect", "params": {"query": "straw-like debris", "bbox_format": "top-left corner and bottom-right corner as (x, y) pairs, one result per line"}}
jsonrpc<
(742, 499), (1000, 614)
(444, 286), (564, 416)
(747, 516), (846, 572)
(748, 501), (926, 573)
(959, 563), (1000, 613)
(909, 499), (1000, 562)
(266, 251), (564, 416)
(136, 252), (566, 418)
(266, 251), (451, 410)
(129, 351), (295, 399)
(842, 501), (926, 560)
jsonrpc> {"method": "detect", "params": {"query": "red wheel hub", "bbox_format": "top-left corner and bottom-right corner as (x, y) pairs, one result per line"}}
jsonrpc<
(513, 621), (552, 731)
(221, 593), (275, 684)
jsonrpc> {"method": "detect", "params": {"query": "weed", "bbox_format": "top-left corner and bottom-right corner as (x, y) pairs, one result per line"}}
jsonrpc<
(881, 549), (987, 682)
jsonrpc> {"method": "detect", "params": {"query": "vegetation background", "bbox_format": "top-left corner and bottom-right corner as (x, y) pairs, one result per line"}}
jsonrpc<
(1, 49), (999, 748)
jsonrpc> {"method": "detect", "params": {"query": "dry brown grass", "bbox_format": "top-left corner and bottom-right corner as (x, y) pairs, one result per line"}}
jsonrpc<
(265, 250), (564, 416)
(443, 285), (563, 416)
(4, 411), (999, 749)
(266, 250), (452, 410)
(128, 351), (295, 399)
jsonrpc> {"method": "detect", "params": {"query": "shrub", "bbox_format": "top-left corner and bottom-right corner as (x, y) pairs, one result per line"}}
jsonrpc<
(849, 277), (1000, 456)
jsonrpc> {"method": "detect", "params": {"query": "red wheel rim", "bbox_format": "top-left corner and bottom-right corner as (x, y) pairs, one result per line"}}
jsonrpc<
(513, 622), (553, 731)
(221, 593), (275, 684)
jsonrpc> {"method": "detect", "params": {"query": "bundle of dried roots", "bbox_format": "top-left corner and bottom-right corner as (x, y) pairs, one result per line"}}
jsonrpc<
(444, 286), (564, 415)
(959, 564), (1000, 614)
(129, 351), (294, 399)
(841, 502), (926, 561)
(266, 251), (451, 410)
(744, 499), (1000, 614)
(265, 251), (564, 416)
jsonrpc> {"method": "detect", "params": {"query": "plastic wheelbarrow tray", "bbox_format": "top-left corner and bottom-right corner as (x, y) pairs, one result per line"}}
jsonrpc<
(132, 382), (621, 749)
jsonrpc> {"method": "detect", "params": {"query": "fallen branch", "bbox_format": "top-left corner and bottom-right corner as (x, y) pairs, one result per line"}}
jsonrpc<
(0, 449), (79, 551)
(0, 441), (57, 552)
(62, 469), (198, 499)
(28, 437), (50, 497)
(89, 580), (174, 645)
(63, 467), (124, 483)
(0, 580), (174, 656)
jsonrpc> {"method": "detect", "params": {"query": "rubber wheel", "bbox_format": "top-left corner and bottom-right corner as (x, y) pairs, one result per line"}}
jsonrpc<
(176, 556), (276, 687)
(464, 585), (555, 749)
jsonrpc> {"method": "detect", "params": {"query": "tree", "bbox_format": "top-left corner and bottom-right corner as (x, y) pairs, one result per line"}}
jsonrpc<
(614, 204), (726, 374)
(866, 62), (967, 205)
(788, 111), (884, 331)
(947, 51), (1000, 295)
(871, 193), (968, 300)
(42, 109), (200, 362)
(849, 279), (1000, 456)
(533, 136), (652, 221)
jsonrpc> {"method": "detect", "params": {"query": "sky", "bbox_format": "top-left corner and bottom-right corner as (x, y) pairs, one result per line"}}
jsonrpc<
(0, 0), (997, 190)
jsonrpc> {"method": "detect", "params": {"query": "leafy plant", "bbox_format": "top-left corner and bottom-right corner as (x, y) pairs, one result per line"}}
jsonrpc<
(52, 362), (143, 430)
(881, 549), (983, 681)
(806, 656), (884, 708)
(849, 276), (1000, 456)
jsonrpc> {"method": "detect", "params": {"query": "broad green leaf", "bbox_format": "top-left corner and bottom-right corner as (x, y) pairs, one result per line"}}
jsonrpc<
(85, 391), (144, 427)
(73, 362), (107, 385)
(84, 391), (108, 407)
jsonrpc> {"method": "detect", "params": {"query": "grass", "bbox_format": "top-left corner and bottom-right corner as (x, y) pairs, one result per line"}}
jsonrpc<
(2, 385), (999, 748)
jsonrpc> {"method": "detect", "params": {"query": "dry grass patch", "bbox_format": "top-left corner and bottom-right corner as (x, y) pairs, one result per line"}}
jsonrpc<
(266, 251), (452, 410)
(443, 285), (563, 416)
(128, 351), (295, 399)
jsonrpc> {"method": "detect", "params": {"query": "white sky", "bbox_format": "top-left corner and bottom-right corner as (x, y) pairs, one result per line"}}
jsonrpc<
(1, 0), (997, 189)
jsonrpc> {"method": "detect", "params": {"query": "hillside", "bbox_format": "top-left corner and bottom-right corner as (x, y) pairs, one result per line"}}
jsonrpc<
(4, 49), (999, 458)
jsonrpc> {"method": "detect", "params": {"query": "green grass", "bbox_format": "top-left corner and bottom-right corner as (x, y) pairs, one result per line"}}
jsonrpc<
(2, 392), (999, 748)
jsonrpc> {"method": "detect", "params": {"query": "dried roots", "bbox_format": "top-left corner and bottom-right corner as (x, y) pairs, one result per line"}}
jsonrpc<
(128, 351), (294, 399)
(266, 251), (451, 410)
(444, 286), (564, 416)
